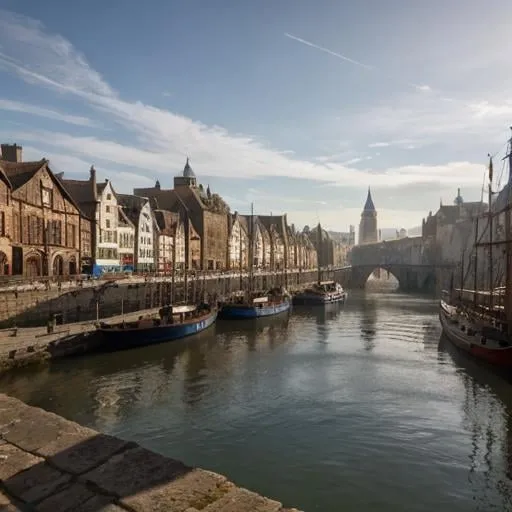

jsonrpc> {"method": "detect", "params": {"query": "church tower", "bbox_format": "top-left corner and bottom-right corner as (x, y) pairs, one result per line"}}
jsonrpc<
(358, 187), (378, 244)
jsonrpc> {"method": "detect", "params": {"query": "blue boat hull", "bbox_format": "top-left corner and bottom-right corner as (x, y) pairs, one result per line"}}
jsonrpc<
(219, 300), (291, 319)
(98, 309), (217, 351)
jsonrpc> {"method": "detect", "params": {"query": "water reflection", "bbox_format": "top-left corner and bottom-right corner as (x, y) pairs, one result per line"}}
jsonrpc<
(292, 302), (343, 344)
(3, 295), (512, 511)
(438, 337), (512, 510)
(360, 295), (377, 350)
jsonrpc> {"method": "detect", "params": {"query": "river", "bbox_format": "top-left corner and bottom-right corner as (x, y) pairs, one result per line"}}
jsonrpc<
(1, 289), (512, 511)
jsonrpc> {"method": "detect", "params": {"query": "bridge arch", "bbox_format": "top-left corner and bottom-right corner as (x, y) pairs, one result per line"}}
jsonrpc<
(350, 265), (401, 290)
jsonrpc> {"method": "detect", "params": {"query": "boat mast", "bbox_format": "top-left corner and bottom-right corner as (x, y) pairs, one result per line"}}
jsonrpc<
(317, 223), (322, 285)
(473, 217), (479, 309)
(505, 128), (512, 333)
(249, 202), (254, 296)
(488, 154), (494, 313)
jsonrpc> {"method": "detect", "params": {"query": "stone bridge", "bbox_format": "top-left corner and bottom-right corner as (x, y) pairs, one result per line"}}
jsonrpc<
(343, 237), (442, 292)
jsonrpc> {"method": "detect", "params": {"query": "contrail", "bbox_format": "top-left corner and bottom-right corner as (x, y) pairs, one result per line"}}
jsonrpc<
(284, 32), (432, 93)
(284, 32), (374, 71)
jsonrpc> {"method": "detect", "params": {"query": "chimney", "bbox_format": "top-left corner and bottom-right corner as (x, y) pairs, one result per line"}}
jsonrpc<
(1, 143), (23, 163)
(90, 165), (97, 201)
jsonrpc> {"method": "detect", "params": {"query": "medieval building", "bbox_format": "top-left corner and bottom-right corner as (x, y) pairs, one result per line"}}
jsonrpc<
(135, 158), (229, 271)
(117, 194), (156, 272)
(0, 144), (90, 276)
(358, 187), (378, 245)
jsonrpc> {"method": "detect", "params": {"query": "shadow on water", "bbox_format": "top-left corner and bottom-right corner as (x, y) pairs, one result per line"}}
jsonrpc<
(438, 336), (512, 510)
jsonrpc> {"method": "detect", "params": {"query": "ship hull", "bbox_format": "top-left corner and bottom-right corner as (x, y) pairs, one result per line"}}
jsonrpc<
(292, 291), (347, 305)
(98, 309), (217, 351)
(219, 299), (291, 319)
(439, 302), (512, 368)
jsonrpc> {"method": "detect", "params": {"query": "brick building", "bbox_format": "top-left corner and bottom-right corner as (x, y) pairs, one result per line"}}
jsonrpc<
(0, 144), (90, 276)
(135, 159), (229, 270)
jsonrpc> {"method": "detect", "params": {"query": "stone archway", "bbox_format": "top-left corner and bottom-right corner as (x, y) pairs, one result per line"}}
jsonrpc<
(53, 254), (64, 276)
(350, 265), (401, 290)
(0, 251), (8, 275)
(25, 253), (42, 277)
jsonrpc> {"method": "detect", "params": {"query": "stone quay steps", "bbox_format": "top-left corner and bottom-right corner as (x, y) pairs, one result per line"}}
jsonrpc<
(0, 394), (301, 511)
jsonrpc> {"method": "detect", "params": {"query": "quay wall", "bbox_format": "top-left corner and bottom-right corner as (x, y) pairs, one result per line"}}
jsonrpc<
(0, 269), (346, 328)
(0, 393), (301, 512)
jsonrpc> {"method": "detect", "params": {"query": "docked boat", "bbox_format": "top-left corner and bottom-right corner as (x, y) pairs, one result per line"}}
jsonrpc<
(97, 303), (217, 351)
(219, 287), (291, 319)
(439, 300), (512, 367)
(440, 128), (512, 368)
(293, 280), (347, 305)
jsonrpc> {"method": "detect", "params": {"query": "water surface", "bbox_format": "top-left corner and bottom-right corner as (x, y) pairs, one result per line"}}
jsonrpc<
(2, 290), (512, 511)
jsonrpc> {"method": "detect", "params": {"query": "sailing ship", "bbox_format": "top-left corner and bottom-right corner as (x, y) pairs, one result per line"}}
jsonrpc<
(97, 303), (217, 351)
(293, 224), (347, 305)
(219, 204), (291, 319)
(439, 128), (512, 367)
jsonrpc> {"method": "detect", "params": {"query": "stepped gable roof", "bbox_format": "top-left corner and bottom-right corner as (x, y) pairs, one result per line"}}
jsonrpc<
(154, 209), (181, 236)
(363, 187), (376, 212)
(0, 159), (46, 190)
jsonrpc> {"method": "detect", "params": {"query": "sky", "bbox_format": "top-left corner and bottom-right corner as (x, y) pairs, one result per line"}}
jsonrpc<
(0, 0), (511, 233)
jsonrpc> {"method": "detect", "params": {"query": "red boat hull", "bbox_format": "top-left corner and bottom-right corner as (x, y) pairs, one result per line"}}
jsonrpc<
(439, 306), (512, 368)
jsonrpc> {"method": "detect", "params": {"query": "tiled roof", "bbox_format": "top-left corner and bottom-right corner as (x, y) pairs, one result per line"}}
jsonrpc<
(0, 159), (46, 190)
(117, 194), (150, 226)
(154, 209), (180, 236)
(58, 178), (97, 219)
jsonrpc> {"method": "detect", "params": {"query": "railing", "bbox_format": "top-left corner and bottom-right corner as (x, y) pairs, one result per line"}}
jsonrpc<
(0, 266), (350, 292)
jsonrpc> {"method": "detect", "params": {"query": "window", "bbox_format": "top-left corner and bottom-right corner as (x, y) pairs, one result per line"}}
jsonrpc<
(42, 188), (52, 207)
(106, 205), (110, 213)
(0, 212), (5, 236)
(106, 220), (110, 229)
(107, 194), (112, 200)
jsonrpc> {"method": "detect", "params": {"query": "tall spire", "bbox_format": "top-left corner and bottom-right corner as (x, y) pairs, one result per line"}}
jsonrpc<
(363, 187), (376, 211)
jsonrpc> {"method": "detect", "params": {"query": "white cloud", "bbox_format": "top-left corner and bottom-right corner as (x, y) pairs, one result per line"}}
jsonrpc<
(0, 99), (95, 126)
(368, 142), (390, 148)
(468, 100), (512, 118)
(415, 84), (432, 92)
(0, 9), (503, 206)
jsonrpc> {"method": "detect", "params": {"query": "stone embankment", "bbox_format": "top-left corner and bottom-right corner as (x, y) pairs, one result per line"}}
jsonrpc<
(1, 269), (346, 328)
(0, 394), (301, 512)
(0, 307), (161, 373)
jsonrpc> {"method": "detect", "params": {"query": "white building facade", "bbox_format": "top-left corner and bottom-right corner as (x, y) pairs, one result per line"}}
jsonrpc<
(136, 199), (155, 271)
(95, 180), (120, 273)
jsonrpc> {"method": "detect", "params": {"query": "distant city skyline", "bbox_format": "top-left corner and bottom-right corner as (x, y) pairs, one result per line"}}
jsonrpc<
(1, 1), (511, 231)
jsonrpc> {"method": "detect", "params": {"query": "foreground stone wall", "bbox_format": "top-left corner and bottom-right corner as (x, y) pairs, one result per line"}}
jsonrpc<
(0, 394), (300, 511)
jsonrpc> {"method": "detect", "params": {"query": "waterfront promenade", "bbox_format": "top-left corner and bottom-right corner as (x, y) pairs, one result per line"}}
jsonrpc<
(0, 394), (300, 511)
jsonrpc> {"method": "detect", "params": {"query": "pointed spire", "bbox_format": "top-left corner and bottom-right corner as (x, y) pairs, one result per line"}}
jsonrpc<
(183, 156), (195, 178)
(363, 187), (376, 211)
(206, 184), (211, 198)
